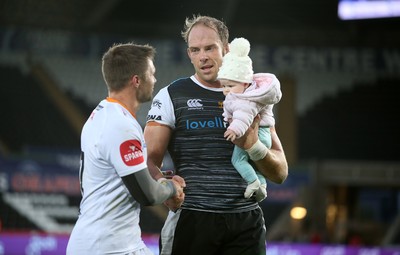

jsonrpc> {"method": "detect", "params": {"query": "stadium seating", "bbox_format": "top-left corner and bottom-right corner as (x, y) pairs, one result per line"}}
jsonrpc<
(2, 192), (77, 233)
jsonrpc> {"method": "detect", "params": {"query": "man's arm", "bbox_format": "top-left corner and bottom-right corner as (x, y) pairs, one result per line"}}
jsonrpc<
(234, 118), (288, 184)
(254, 126), (288, 183)
(144, 122), (172, 180)
(144, 122), (185, 210)
(121, 167), (183, 206)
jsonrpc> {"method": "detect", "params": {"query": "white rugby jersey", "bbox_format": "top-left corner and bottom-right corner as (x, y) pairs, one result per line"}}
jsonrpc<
(67, 98), (148, 255)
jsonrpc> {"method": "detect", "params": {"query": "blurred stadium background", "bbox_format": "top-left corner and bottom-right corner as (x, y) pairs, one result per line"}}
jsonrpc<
(0, 0), (400, 254)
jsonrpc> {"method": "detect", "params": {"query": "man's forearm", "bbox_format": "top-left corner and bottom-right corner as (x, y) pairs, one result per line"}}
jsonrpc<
(233, 119), (288, 184)
(122, 168), (176, 206)
(254, 149), (288, 184)
(147, 160), (165, 180)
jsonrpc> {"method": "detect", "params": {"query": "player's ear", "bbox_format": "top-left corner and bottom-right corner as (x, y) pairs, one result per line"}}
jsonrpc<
(223, 43), (229, 55)
(131, 75), (140, 88)
(186, 47), (191, 57)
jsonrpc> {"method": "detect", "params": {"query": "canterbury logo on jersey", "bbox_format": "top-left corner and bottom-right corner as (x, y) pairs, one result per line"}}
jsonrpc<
(186, 117), (228, 130)
(120, 140), (144, 166)
(187, 99), (203, 109)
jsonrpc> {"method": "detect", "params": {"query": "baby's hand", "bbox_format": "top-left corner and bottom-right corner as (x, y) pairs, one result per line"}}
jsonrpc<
(224, 130), (237, 142)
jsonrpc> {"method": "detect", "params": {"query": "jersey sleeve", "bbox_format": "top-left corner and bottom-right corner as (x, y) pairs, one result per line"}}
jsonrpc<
(101, 116), (147, 177)
(146, 87), (176, 128)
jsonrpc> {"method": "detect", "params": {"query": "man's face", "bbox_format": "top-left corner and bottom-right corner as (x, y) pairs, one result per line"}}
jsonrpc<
(137, 59), (156, 103)
(187, 24), (227, 88)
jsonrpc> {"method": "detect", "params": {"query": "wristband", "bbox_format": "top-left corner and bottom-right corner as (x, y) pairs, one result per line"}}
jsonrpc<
(245, 139), (269, 161)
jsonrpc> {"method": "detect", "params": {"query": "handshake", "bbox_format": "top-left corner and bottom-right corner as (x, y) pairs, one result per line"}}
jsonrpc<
(159, 170), (186, 212)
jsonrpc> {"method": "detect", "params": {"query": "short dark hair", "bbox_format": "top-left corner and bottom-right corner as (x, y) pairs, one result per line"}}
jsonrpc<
(102, 42), (155, 92)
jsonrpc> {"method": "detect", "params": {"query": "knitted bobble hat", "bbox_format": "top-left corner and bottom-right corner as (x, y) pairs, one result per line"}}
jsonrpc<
(217, 37), (253, 83)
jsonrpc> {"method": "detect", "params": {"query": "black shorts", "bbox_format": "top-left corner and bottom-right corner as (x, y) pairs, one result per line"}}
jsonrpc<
(160, 207), (266, 255)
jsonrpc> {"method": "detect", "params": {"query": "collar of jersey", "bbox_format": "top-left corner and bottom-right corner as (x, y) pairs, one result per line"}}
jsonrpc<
(106, 97), (136, 118)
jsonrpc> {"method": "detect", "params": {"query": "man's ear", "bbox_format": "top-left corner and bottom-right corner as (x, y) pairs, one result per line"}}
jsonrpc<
(223, 43), (229, 55)
(131, 75), (140, 87)
(186, 48), (192, 63)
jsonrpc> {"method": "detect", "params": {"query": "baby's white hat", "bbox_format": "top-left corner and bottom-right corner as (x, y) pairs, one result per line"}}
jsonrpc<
(217, 37), (253, 83)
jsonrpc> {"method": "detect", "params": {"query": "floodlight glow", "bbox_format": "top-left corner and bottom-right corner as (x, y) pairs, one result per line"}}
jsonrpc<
(290, 206), (307, 220)
(338, 0), (400, 20)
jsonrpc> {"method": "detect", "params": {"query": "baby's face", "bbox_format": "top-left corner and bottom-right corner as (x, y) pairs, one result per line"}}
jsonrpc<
(220, 79), (246, 96)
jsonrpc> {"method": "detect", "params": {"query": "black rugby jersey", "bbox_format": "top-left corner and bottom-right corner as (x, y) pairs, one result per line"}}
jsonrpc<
(164, 77), (258, 212)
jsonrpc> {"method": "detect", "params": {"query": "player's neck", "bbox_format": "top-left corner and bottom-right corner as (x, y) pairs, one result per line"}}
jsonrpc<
(107, 93), (138, 117)
(194, 74), (221, 89)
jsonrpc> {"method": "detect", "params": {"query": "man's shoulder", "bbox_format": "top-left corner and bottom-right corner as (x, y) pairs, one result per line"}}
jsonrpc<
(168, 77), (193, 88)
(167, 77), (199, 96)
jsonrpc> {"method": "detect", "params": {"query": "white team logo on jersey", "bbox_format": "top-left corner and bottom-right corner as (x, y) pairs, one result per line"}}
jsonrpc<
(187, 99), (203, 109)
(120, 140), (144, 166)
(152, 99), (162, 109)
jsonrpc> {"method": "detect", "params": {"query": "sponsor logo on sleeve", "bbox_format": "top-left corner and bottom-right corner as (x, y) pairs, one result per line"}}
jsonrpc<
(152, 99), (162, 109)
(147, 115), (162, 121)
(147, 99), (163, 121)
(120, 140), (144, 166)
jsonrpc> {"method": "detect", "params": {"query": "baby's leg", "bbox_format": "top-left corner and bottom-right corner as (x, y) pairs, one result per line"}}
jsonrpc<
(231, 145), (260, 198)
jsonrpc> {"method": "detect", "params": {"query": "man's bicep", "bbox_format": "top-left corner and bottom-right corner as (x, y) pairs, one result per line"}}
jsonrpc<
(144, 123), (172, 178)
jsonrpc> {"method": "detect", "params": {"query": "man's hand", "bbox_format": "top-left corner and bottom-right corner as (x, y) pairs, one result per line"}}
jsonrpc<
(233, 115), (260, 150)
(164, 175), (185, 212)
(235, 120), (289, 184)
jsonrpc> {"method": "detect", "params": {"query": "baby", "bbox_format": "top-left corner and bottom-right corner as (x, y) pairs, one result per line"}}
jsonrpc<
(217, 37), (282, 202)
